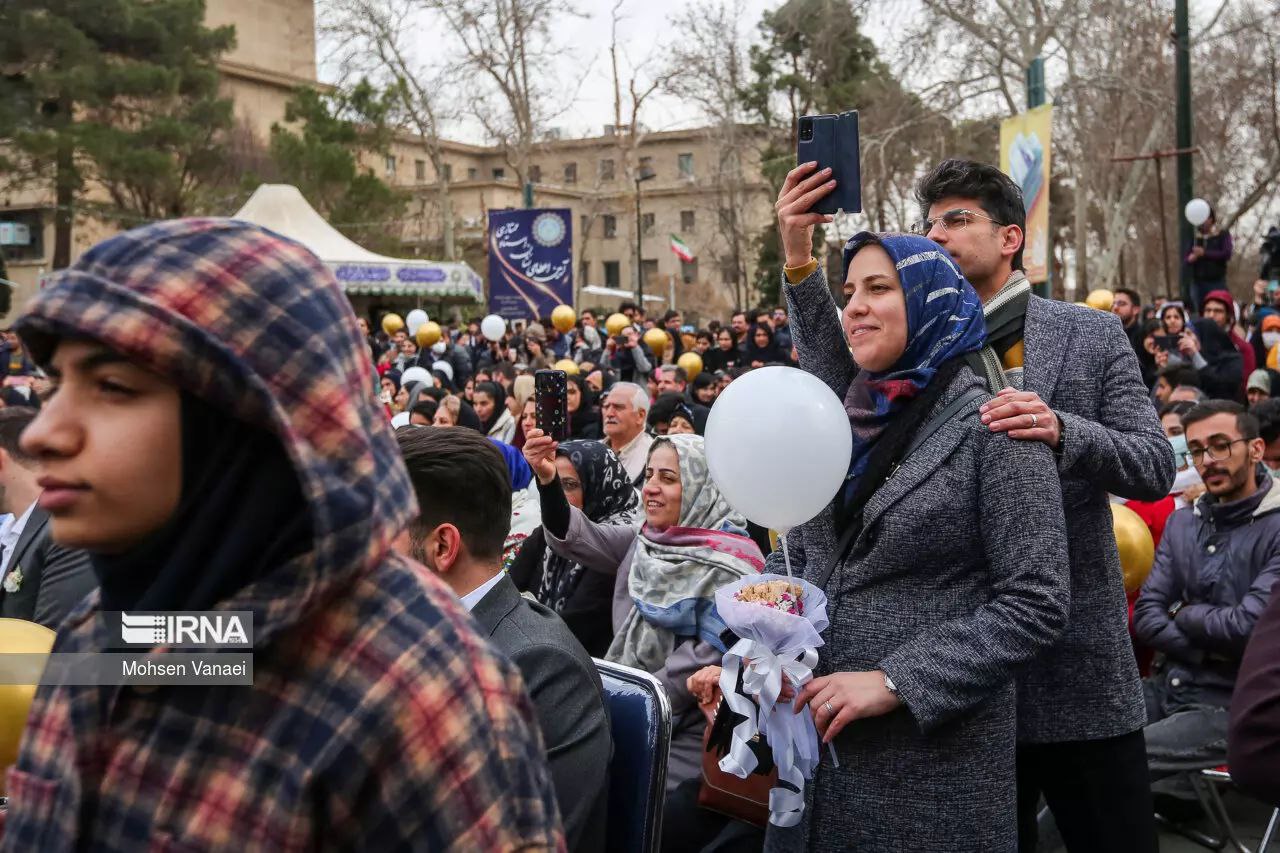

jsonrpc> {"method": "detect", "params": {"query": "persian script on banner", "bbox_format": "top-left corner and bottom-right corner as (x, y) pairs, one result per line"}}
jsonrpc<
(487, 208), (574, 321)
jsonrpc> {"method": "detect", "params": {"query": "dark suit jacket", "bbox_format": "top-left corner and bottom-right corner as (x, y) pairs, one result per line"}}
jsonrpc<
(471, 574), (611, 853)
(0, 506), (96, 629)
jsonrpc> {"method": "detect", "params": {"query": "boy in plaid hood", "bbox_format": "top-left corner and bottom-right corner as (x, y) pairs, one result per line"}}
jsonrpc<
(0, 219), (564, 851)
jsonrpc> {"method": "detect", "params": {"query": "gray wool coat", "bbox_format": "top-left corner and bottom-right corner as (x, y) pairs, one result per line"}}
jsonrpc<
(765, 270), (1072, 852)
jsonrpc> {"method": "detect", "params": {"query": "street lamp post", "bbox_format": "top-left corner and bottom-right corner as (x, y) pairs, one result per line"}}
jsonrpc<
(634, 165), (656, 306)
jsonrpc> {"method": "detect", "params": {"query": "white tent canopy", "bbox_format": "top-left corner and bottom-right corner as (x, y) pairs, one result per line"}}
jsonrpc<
(233, 184), (482, 300)
(580, 285), (665, 303)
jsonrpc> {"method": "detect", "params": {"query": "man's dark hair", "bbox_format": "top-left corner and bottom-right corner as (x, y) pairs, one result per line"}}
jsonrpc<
(745, 308), (761, 324)
(396, 426), (510, 560)
(1158, 363), (1201, 388)
(916, 158), (1027, 271)
(660, 365), (688, 383)
(1115, 288), (1141, 307)
(619, 300), (637, 313)
(1182, 400), (1260, 440)
(1252, 398), (1280, 444)
(0, 407), (37, 464)
(1159, 400), (1197, 421)
(409, 399), (439, 421)
(663, 309), (680, 324)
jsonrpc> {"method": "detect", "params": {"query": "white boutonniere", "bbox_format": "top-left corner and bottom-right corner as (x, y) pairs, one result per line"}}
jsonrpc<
(2, 566), (22, 594)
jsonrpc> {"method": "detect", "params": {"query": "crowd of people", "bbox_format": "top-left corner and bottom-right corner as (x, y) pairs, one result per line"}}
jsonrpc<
(0, 157), (1276, 853)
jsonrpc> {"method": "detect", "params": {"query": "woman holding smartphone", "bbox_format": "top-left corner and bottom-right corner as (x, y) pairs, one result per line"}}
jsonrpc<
(757, 162), (1072, 852)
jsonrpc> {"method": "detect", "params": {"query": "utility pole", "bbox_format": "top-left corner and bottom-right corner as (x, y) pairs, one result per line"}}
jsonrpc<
(1174, 0), (1195, 306)
(1025, 57), (1051, 299)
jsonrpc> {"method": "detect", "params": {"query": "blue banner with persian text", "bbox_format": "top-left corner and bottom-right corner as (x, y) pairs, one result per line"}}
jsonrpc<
(487, 208), (573, 320)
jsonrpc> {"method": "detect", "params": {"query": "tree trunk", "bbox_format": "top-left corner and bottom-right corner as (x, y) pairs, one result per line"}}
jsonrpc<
(1073, 169), (1088, 295)
(53, 109), (74, 269)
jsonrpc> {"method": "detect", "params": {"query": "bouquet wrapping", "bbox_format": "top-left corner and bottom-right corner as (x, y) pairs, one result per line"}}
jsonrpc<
(714, 574), (829, 827)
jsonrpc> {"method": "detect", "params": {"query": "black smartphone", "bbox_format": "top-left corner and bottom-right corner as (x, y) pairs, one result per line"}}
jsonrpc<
(796, 111), (862, 215)
(1154, 334), (1181, 352)
(535, 369), (569, 441)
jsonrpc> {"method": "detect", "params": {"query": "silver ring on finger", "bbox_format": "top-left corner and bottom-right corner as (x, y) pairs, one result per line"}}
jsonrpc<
(823, 701), (834, 716)
(1030, 413), (1039, 429)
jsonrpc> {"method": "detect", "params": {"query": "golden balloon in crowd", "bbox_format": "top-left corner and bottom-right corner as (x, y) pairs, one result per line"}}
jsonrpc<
(643, 328), (669, 357)
(0, 618), (55, 795)
(605, 313), (629, 337)
(1111, 503), (1156, 593)
(678, 351), (703, 381)
(555, 358), (579, 375)
(551, 305), (577, 334)
(415, 321), (442, 348)
(381, 313), (405, 335)
(1085, 289), (1115, 312)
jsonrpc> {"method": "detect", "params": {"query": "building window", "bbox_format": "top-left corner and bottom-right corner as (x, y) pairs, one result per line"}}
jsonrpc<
(641, 259), (659, 285)
(441, 163), (452, 181)
(604, 260), (621, 287)
(385, 154), (397, 176)
(641, 212), (655, 236)
(681, 258), (699, 284)
(600, 158), (615, 181)
(638, 155), (653, 175)
(580, 215), (589, 236)
(678, 152), (694, 177)
(719, 261), (737, 283)
(467, 166), (478, 180)
(680, 210), (696, 233)
(415, 159), (426, 181)
(493, 167), (506, 180)
(719, 208), (735, 230)
(603, 215), (617, 239)
(564, 162), (578, 183)
(529, 164), (542, 183)
(0, 210), (43, 262)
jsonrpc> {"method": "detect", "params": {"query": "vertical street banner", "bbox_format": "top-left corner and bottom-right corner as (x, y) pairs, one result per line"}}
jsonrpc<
(1000, 104), (1053, 284)
(487, 208), (573, 320)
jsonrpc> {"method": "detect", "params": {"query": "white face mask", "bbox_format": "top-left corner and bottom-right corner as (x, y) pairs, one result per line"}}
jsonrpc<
(1264, 331), (1280, 350)
(1172, 465), (1202, 494)
(431, 341), (447, 355)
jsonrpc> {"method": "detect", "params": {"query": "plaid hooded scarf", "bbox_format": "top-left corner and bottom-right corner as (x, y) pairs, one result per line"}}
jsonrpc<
(1, 219), (563, 852)
(840, 232), (988, 494)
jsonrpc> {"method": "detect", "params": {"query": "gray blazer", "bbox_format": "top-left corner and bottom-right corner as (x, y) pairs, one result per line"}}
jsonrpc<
(768, 271), (1072, 851)
(1012, 295), (1174, 742)
(0, 506), (96, 630)
(471, 574), (612, 853)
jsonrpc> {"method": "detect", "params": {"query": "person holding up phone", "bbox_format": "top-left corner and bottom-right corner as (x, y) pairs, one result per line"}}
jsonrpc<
(1147, 303), (1204, 372)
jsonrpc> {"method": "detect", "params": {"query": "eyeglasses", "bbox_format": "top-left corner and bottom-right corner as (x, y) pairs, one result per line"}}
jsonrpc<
(911, 208), (1007, 236)
(1187, 438), (1249, 464)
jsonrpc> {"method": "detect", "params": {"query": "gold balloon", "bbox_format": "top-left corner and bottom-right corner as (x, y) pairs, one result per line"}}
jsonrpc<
(605, 313), (629, 337)
(554, 358), (580, 375)
(381, 313), (405, 335)
(1111, 503), (1156, 593)
(0, 618), (55, 794)
(551, 305), (576, 334)
(678, 351), (703, 381)
(1085, 289), (1115, 312)
(416, 321), (442, 348)
(643, 328), (669, 357)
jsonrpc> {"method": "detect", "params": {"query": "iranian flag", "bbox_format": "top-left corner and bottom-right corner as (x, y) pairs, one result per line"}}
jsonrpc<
(669, 233), (695, 263)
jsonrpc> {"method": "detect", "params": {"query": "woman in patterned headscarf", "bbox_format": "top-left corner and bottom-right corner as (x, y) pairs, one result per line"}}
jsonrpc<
(523, 430), (764, 792)
(508, 440), (639, 656)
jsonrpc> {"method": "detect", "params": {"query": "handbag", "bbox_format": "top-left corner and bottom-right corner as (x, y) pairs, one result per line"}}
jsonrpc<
(696, 697), (777, 828)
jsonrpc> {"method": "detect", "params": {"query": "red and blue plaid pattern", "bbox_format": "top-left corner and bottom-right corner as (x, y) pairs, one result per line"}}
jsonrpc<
(3, 219), (565, 851)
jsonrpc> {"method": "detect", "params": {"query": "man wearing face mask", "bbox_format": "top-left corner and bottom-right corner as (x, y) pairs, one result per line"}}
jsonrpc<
(435, 334), (473, 388)
(1134, 401), (1280, 811)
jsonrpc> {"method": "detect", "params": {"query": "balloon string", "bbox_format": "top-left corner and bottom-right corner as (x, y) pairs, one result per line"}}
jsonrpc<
(781, 537), (793, 578)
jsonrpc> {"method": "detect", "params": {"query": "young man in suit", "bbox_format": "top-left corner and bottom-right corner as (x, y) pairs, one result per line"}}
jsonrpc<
(0, 406), (95, 628)
(915, 159), (1175, 852)
(394, 425), (612, 853)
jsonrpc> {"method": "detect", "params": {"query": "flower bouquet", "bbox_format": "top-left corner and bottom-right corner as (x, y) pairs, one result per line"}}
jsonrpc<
(714, 573), (829, 827)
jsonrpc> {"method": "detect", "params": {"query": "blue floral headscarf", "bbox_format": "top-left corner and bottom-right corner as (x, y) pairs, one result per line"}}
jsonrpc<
(841, 232), (988, 487)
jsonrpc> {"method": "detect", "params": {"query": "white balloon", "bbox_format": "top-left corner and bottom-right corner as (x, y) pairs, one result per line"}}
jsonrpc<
(705, 366), (852, 532)
(401, 366), (432, 387)
(481, 314), (507, 342)
(431, 360), (454, 381)
(390, 412), (412, 429)
(1185, 198), (1211, 227)
(405, 309), (429, 335)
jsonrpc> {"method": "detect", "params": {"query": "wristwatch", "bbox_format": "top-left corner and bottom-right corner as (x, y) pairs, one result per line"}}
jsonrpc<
(883, 672), (899, 696)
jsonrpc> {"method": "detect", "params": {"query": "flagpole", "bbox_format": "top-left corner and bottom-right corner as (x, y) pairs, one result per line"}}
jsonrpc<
(669, 273), (676, 311)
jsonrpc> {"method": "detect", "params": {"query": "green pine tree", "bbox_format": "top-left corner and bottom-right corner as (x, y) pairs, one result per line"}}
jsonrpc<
(0, 0), (236, 267)
(264, 82), (408, 256)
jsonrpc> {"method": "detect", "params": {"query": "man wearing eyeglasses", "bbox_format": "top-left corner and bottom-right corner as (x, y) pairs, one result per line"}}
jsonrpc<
(776, 157), (1174, 851)
(1135, 400), (1280, 811)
